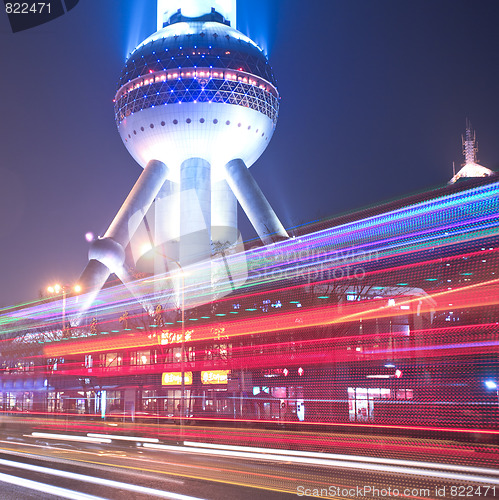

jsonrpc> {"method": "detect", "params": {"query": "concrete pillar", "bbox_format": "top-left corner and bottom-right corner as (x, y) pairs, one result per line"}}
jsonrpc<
(75, 259), (113, 319)
(155, 178), (180, 255)
(130, 178), (180, 278)
(211, 178), (238, 248)
(105, 159), (170, 248)
(76, 159), (169, 319)
(179, 157), (211, 267)
(223, 159), (288, 245)
(153, 179), (180, 286)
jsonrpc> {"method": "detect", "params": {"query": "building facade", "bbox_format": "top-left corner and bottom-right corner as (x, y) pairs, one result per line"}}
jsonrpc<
(2, 178), (499, 431)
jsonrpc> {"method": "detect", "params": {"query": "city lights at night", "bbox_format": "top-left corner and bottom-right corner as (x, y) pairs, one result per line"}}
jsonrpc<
(1, 1), (499, 499)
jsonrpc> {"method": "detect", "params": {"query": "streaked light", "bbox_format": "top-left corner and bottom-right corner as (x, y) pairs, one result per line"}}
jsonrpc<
(140, 242), (153, 255)
(144, 442), (499, 484)
(87, 433), (159, 443)
(0, 471), (105, 500)
(485, 380), (498, 390)
(30, 432), (111, 444)
(0, 457), (202, 500)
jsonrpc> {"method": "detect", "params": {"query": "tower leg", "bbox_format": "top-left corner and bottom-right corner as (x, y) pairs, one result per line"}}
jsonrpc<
(179, 157), (211, 267)
(130, 178), (180, 288)
(211, 178), (238, 248)
(155, 178), (180, 261)
(75, 259), (112, 319)
(153, 179), (180, 294)
(223, 158), (288, 244)
(105, 159), (170, 248)
(76, 159), (170, 318)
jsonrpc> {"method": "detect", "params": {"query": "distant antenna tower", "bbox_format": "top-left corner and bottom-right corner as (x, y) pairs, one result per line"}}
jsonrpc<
(448, 120), (495, 185)
(462, 119), (478, 165)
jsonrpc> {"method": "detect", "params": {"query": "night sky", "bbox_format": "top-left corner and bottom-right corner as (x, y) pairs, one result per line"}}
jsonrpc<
(1, 0), (499, 307)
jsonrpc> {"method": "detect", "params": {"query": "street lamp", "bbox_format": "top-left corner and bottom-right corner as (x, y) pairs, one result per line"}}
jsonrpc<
(47, 283), (81, 337)
(167, 263), (186, 423)
(484, 379), (499, 424)
(151, 251), (187, 431)
(484, 380), (497, 390)
(178, 266), (186, 430)
(484, 379), (499, 403)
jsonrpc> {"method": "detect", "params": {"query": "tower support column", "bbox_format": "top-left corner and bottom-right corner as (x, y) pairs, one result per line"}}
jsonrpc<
(223, 158), (288, 244)
(211, 178), (238, 248)
(179, 157), (211, 267)
(77, 159), (170, 317)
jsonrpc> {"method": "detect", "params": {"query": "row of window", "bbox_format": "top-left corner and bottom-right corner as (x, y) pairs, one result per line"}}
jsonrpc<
(117, 68), (275, 100)
(123, 117), (269, 143)
(82, 344), (223, 369)
(114, 78), (279, 125)
(120, 44), (275, 87)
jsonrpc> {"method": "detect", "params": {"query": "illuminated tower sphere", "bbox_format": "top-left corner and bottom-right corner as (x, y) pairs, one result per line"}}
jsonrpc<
(77, 0), (288, 314)
(115, 13), (278, 180)
(115, 0), (287, 267)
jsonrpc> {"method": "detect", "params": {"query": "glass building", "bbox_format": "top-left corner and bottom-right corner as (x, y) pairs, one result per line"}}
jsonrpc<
(2, 177), (499, 431)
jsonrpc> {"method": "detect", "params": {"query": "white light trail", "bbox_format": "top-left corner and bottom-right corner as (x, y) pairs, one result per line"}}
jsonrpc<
(0, 458), (206, 500)
(183, 441), (499, 476)
(30, 432), (112, 444)
(0, 440), (184, 485)
(143, 442), (499, 485)
(0, 471), (106, 500)
(87, 432), (159, 443)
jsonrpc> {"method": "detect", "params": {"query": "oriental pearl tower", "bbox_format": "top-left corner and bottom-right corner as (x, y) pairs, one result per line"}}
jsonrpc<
(77, 0), (288, 312)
